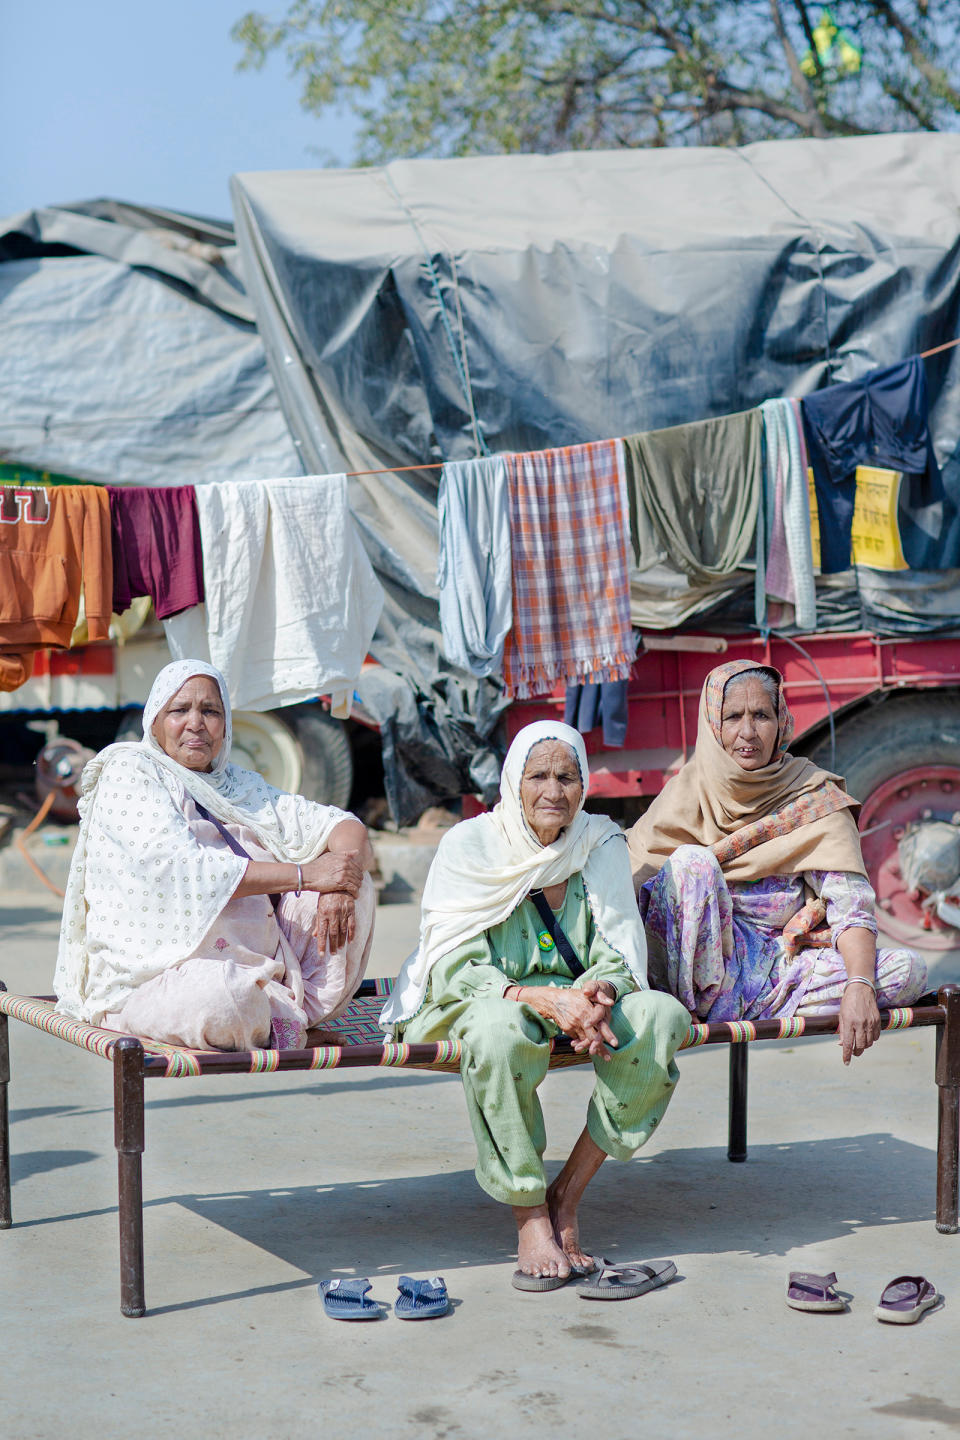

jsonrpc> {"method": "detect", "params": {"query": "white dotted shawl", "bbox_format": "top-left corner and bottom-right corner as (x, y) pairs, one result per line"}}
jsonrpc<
(55, 660), (350, 1024)
(379, 721), (648, 1031)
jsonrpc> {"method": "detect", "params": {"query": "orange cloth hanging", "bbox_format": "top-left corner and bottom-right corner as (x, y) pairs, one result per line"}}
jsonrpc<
(0, 484), (113, 691)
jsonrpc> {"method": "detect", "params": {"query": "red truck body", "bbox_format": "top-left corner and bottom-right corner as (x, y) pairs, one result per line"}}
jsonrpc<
(503, 629), (960, 953)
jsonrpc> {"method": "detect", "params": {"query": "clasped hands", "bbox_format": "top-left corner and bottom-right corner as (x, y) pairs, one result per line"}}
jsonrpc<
(515, 978), (619, 1060)
(299, 850), (365, 952)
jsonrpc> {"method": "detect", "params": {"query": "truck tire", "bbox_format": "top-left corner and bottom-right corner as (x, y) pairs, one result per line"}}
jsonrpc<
(280, 704), (354, 809)
(806, 692), (960, 949)
(116, 702), (354, 809)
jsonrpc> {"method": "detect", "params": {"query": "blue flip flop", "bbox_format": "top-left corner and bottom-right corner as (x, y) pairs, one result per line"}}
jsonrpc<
(319, 1277), (384, 1320)
(395, 1274), (449, 1319)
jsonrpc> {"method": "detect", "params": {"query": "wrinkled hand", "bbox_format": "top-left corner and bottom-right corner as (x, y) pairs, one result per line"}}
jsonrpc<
(301, 851), (363, 898)
(313, 891), (356, 952)
(533, 981), (618, 1061)
(837, 983), (881, 1065)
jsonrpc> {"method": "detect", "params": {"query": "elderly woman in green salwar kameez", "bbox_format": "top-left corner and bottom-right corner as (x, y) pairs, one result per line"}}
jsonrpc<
(380, 722), (690, 1291)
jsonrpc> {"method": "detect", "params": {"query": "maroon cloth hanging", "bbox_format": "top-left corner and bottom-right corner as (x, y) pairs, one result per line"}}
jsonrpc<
(106, 485), (204, 619)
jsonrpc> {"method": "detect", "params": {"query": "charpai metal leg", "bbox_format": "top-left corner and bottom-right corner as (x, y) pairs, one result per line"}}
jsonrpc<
(114, 1037), (146, 1316)
(0, 983), (11, 1229)
(727, 1043), (748, 1163)
(935, 984), (960, 1235)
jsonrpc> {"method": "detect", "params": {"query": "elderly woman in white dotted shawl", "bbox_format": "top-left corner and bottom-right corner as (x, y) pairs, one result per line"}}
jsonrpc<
(55, 660), (376, 1051)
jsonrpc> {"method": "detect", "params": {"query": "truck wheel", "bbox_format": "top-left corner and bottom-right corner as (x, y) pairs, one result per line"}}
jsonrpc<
(278, 705), (354, 809)
(120, 703), (354, 808)
(806, 693), (960, 949)
(232, 707), (354, 808)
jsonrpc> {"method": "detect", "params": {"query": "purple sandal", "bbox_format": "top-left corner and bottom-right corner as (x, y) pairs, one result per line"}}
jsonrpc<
(786, 1270), (846, 1312)
(875, 1275), (940, 1325)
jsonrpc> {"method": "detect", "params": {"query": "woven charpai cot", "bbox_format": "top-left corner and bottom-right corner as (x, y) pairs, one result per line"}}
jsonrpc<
(0, 983), (930, 1080)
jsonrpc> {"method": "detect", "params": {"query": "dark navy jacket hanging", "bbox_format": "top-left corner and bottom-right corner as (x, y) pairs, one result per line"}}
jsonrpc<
(801, 356), (951, 573)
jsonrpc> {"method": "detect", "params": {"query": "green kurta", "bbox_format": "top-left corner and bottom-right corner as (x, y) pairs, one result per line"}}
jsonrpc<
(402, 874), (690, 1206)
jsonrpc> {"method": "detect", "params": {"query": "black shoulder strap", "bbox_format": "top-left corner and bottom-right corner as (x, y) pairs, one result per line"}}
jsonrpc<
(528, 889), (587, 979)
(195, 802), (282, 912)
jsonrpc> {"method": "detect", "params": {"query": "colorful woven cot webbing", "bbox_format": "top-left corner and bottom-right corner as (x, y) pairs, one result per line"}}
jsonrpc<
(308, 1047), (342, 1071)
(321, 993), (388, 1045)
(679, 1024), (710, 1050)
(161, 1050), (203, 1078)
(0, 994), (117, 1060)
(726, 1020), (758, 1044)
(380, 1043), (411, 1067)
(249, 1049), (281, 1073)
(883, 1007), (914, 1030)
(0, 990), (936, 1082)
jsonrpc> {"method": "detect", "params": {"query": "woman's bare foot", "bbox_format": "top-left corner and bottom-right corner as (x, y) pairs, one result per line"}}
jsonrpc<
(544, 1125), (608, 1271)
(545, 1180), (594, 1271)
(513, 1203), (571, 1278)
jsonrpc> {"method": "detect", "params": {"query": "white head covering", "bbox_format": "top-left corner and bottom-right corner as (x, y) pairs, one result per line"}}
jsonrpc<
(141, 657), (233, 773)
(380, 720), (647, 1030)
(55, 660), (350, 1023)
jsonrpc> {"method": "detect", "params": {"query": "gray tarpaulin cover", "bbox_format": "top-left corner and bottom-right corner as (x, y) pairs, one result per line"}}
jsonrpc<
(6, 139), (960, 820)
(0, 201), (299, 487)
(231, 133), (960, 816)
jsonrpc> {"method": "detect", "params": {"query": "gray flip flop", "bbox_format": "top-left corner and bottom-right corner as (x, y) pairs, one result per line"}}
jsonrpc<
(511, 1269), (574, 1292)
(578, 1258), (677, 1301)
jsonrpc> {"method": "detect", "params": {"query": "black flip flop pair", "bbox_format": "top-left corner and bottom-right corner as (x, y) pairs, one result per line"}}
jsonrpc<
(512, 1258), (677, 1300)
(320, 1274), (449, 1320)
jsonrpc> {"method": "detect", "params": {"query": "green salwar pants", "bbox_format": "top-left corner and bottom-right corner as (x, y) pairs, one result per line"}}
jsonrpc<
(402, 988), (690, 1206)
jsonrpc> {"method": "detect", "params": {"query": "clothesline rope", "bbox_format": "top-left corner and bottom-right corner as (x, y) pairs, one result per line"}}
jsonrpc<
(919, 337), (960, 359)
(8, 344), (958, 488)
(342, 341), (960, 480)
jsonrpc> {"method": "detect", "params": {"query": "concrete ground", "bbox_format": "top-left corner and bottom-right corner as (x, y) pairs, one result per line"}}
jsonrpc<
(2, 872), (960, 1439)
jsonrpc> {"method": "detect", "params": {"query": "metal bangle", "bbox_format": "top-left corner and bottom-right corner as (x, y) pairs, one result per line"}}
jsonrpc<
(843, 975), (877, 992)
(294, 864), (303, 897)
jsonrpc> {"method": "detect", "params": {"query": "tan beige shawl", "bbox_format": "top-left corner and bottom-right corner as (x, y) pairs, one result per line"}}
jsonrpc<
(627, 659), (866, 888)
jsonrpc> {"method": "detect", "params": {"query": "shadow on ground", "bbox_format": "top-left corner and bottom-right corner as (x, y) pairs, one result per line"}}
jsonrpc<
(10, 1148), (98, 1182)
(20, 1129), (923, 1313)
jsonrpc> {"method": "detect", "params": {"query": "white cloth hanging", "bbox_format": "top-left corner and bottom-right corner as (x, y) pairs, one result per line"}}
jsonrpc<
(163, 477), (384, 716)
(756, 400), (817, 632)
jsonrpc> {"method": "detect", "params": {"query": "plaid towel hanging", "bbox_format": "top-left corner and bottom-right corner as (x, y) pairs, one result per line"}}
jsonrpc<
(502, 439), (635, 699)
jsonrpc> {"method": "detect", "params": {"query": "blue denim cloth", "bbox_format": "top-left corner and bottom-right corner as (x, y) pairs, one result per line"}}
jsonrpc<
(564, 678), (629, 748)
(801, 356), (949, 573)
(437, 457), (512, 676)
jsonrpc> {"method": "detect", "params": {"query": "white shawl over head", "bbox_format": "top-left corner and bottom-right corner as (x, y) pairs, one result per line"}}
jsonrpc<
(380, 720), (647, 1030)
(55, 660), (350, 1023)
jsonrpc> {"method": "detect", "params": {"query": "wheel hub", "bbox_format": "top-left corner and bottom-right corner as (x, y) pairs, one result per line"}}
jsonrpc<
(859, 764), (960, 950)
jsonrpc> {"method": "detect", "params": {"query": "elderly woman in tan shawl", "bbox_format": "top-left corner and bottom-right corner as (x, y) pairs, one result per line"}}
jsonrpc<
(628, 660), (926, 1063)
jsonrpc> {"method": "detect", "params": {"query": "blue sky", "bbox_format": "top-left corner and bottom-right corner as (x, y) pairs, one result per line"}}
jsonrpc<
(2, 0), (356, 221)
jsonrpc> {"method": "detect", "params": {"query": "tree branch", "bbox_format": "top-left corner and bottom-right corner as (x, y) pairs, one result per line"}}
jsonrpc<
(707, 78), (871, 136)
(864, 0), (960, 110)
(791, 0), (822, 79)
(768, 0), (827, 135)
(883, 80), (937, 129)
